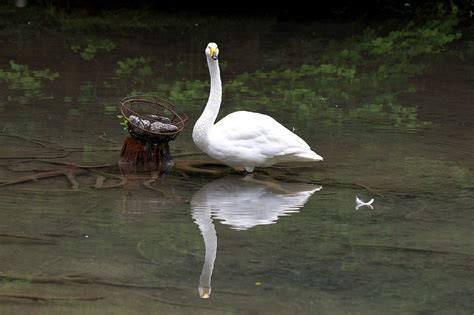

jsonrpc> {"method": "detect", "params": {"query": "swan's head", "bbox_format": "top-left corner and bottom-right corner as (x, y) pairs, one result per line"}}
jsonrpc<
(198, 286), (211, 299)
(205, 42), (219, 61)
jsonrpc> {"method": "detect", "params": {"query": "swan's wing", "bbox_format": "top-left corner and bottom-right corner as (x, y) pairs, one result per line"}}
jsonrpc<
(211, 111), (311, 159)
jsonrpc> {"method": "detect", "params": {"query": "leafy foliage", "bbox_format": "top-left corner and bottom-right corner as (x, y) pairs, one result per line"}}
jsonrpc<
(70, 38), (116, 61)
(218, 5), (461, 127)
(0, 60), (59, 104)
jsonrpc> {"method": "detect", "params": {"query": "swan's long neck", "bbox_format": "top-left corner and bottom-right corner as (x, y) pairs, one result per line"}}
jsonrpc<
(198, 219), (217, 290)
(193, 58), (222, 150)
(192, 202), (217, 298)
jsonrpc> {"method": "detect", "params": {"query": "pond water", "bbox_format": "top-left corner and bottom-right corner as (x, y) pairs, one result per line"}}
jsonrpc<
(0, 12), (473, 314)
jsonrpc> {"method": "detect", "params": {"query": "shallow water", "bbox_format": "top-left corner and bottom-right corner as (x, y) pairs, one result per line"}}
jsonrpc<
(0, 15), (473, 314)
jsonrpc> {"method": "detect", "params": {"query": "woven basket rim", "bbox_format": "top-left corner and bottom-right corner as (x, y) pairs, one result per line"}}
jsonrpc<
(119, 95), (188, 136)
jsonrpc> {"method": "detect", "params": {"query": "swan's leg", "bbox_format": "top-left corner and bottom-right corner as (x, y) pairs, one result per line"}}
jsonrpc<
(242, 173), (253, 180)
(246, 178), (292, 193)
(240, 173), (293, 194)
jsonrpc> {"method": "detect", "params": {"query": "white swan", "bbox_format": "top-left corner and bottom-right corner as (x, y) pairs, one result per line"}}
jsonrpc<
(191, 175), (321, 298)
(192, 42), (324, 174)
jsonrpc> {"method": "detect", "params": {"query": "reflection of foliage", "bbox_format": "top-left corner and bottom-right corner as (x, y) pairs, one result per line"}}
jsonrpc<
(125, 79), (209, 105)
(108, 56), (209, 106)
(399, 157), (470, 185)
(116, 57), (151, 77)
(0, 60), (59, 104)
(114, 57), (152, 91)
(112, 5), (460, 128)
(238, 7), (459, 91)
(166, 80), (209, 104)
(218, 5), (461, 127)
(77, 81), (94, 105)
(466, 37), (474, 81)
(69, 38), (116, 109)
(1, 4), (458, 126)
(70, 38), (116, 61)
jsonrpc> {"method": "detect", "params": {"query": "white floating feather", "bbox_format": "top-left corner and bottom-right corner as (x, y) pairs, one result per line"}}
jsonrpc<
(356, 196), (374, 210)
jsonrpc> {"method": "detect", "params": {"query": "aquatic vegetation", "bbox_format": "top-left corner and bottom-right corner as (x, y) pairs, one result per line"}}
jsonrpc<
(83, 4), (461, 130)
(70, 38), (116, 61)
(0, 61), (58, 88)
(116, 80), (209, 108)
(107, 56), (209, 103)
(0, 60), (59, 104)
(115, 57), (151, 77)
(113, 57), (153, 91)
(220, 5), (461, 128)
(77, 81), (94, 105)
(116, 115), (128, 131)
(0, 3), (461, 130)
(167, 80), (209, 104)
(67, 39), (117, 106)
(241, 7), (459, 92)
(398, 157), (471, 185)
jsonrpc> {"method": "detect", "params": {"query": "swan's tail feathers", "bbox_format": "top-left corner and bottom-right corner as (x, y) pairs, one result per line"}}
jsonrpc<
(295, 150), (324, 162)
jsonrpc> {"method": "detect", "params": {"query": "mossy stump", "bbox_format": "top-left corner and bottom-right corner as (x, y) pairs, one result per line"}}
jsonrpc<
(119, 137), (174, 173)
(118, 96), (187, 174)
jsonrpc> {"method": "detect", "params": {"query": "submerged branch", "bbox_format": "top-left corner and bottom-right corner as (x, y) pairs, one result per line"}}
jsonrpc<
(65, 171), (80, 191)
(0, 272), (178, 290)
(0, 293), (105, 302)
(0, 233), (57, 244)
(0, 131), (70, 160)
(174, 159), (228, 175)
(0, 131), (61, 149)
(136, 240), (157, 264)
(94, 175), (106, 189)
(142, 173), (181, 199)
(0, 150), (70, 160)
(93, 174), (126, 189)
(36, 160), (115, 169)
(348, 243), (474, 257)
(135, 292), (227, 310)
(0, 169), (87, 189)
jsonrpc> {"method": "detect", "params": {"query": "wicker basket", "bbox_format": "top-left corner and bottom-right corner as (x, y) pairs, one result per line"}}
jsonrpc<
(119, 96), (188, 143)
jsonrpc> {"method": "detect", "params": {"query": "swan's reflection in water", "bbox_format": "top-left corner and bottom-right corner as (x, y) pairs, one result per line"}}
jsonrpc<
(191, 175), (321, 298)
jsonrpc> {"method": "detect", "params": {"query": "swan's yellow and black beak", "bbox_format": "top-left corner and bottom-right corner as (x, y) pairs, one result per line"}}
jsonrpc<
(209, 47), (219, 60)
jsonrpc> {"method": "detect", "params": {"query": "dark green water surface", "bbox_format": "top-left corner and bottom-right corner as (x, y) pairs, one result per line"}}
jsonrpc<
(0, 12), (473, 314)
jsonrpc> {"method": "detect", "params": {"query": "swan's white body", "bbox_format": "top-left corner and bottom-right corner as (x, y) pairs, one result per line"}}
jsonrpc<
(193, 43), (323, 173)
